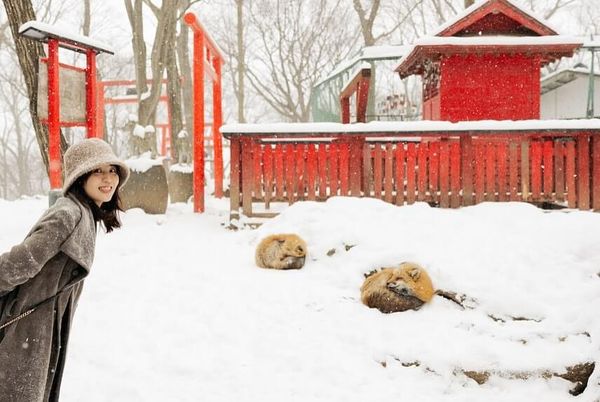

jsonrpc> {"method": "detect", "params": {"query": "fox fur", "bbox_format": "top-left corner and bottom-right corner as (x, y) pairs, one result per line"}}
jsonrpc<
(255, 234), (307, 270)
(360, 262), (434, 313)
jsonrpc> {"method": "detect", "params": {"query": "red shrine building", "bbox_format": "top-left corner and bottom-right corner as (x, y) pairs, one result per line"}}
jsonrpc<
(395, 0), (582, 122)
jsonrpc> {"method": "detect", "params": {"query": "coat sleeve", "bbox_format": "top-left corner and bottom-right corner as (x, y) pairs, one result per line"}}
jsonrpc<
(0, 206), (81, 293)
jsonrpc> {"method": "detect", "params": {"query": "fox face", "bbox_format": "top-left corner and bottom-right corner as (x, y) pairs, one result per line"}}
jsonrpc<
(361, 262), (434, 313)
(385, 264), (434, 303)
(278, 238), (306, 269)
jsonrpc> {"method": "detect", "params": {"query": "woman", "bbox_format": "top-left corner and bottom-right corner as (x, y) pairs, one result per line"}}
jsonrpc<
(0, 138), (129, 401)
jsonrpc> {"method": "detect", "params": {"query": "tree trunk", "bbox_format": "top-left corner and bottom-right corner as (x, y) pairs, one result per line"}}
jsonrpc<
(352, 0), (378, 46)
(124, 0), (148, 104)
(351, 0), (380, 121)
(125, 0), (179, 157)
(166, 6), (184, 162)
(236, 0), (246, 123)
(2, 0), (68, 174)
(83, 0), (91, 35)
(177, 0), (194, 136)
(138, 0), (177, 127)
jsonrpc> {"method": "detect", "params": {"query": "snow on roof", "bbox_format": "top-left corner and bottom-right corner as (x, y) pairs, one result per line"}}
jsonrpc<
(18, 20), (114, 54)
(581, 36), (600, 49)
(315, 45), (409, 87)
(413, 35), (582, 47)
(540, 67), (600, 94)
(430, 0), (561, 37)
(542, 66), (600, 83)
(221, 119), (600, 136)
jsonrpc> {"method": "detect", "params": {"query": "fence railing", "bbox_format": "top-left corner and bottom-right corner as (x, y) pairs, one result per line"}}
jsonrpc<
(221, 121), (600, 220)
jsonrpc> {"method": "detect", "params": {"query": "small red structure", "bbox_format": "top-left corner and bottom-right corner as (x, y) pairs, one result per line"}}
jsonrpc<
(223, 0), (600, 221)
(395, 0), (581, 122)
(19, 21), (113, 192)
(183, 11), (225, 213)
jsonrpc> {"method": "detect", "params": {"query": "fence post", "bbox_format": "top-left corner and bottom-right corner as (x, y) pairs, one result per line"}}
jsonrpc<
(460, 133), (473, 206)
(349, 136), (364, 196)
(229, 136), (241, 221)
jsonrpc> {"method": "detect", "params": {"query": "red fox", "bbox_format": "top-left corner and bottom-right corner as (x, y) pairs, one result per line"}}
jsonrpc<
(360, 262), (434, 313)
(255, 234), (307, 270)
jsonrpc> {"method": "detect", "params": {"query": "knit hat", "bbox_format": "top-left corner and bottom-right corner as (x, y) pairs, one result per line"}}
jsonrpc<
(62, 138), (130, 194)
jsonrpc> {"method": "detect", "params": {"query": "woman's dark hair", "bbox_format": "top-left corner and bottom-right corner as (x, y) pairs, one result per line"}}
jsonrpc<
(67, 166), (124, 233)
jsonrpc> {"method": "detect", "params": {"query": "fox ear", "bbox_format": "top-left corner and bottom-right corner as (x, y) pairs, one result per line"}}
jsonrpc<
(408, 268), (421, 281)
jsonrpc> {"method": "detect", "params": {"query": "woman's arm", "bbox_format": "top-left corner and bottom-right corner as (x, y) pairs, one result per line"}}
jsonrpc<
(0, 206), (80, 293)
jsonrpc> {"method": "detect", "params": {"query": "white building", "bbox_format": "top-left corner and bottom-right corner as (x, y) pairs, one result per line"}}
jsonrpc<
(540, 67), (600, 119)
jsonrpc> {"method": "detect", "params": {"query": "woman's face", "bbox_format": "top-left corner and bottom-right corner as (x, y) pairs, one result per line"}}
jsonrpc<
(84, 164), (120, 206)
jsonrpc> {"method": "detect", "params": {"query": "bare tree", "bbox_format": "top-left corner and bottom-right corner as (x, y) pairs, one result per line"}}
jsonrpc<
(350, 0), (424, 120)
(1, 0), (68, 172)
(521, 0), (579, 20)
(165, 4), (184, 161)
(245, 0), (359, 122)
(83, 0), (91, 36)
(126, 0), (178, 125)
(0, 77), (37, 197)
(177, 0), (194, 135)
(205, 0), (248, 123)
(235, 0), (246, 123)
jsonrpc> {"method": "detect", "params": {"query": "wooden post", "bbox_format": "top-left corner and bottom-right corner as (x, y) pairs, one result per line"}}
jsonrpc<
(341, 97), (350, 123)
(47, 39), (61, 190)
(349, 136), (363, 196)
(577, 134), (590, 210)
(373, 143), (382, 198)
(212, 56), (224, 198)
(520, 139), (530, 201)
(592, 134), (600, 211)
(192, 30), (205, 212)
(229, 137), (241, 220)
(356, 80), (369, 123)
(241, 137), (253, 216)
(461, 135), (473, 206)
(96, 81), (105, 138)
(566, 140), (576, 208)
(395, 143), (405, 205)
(450, 141), (461, 208)
(86, 50), (98, 138)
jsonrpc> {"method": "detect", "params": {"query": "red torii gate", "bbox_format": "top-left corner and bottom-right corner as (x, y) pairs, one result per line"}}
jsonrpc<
(19, 21), (113, 199)
(97, 79), (173, 157)
(183, 10), (224, 213)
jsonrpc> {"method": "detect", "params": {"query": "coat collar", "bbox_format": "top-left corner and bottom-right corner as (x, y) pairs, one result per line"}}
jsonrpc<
(56, 195), (96, 271)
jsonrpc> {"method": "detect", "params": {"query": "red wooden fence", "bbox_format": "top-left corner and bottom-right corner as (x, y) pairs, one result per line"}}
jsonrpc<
(222, 127), (600, 220)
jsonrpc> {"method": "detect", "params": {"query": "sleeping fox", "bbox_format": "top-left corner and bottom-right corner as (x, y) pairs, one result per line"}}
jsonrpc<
(360, 262), (434, 313)
(255, 234), (307, 270)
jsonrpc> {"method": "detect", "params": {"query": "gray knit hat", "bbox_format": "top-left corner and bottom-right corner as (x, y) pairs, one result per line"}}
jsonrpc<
(62, 138), (130, 194)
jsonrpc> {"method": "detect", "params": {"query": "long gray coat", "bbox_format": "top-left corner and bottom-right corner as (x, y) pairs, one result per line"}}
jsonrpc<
(0, 195), (95, 402)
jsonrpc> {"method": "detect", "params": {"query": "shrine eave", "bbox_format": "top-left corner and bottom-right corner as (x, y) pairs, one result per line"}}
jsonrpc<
(395, 43), (582, 79)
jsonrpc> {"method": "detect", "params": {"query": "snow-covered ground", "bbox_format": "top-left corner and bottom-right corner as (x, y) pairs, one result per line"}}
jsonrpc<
(1, 196), (599, 401)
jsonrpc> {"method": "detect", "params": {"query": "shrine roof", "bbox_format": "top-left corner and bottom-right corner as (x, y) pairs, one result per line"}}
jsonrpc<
(432, 0), (559, 37)
(395, 35), (582, 78)
(19, 21), (114, 54)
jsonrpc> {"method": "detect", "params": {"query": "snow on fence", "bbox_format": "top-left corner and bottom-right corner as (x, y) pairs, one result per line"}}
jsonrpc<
(221, 122), (600, 220)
